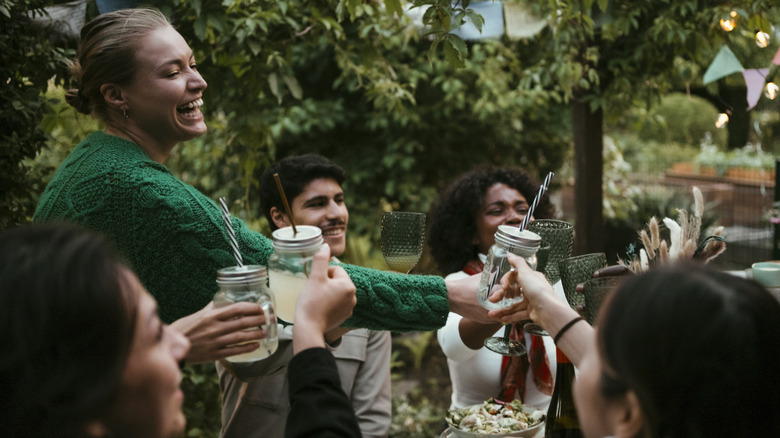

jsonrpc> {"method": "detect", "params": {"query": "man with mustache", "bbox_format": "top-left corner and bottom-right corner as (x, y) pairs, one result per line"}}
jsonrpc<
(217, 154), (392, 438)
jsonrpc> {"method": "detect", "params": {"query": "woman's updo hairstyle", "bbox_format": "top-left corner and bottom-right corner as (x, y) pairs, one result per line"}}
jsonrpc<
(65, 7), (171, 119)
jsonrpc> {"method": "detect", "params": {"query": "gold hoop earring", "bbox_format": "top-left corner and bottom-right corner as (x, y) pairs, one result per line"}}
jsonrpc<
(123, 109), (129, 119)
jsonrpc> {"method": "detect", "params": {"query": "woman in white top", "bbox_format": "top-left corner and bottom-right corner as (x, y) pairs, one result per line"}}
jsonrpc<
(428, 165), (562, 410)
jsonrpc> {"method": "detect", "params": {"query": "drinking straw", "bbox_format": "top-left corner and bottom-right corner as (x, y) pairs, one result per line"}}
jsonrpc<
(520, 171), (554, 231)
(273, 173), (298, 236)
(218, 197), (243, 267)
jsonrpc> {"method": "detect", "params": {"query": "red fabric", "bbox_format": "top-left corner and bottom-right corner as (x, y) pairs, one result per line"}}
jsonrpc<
(461, 259), (553, 402)
(496, 325), (553, 402)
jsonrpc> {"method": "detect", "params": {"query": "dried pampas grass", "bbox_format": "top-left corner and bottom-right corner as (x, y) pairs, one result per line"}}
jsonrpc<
(621, 186), (726, 273)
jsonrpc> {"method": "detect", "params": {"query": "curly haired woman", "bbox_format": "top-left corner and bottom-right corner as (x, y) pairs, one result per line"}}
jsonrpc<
(428, 165), (562, 411)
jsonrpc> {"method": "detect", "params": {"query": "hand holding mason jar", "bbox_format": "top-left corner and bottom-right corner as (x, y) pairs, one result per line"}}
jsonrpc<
(477, 225), (541, 310)
(213, 265), (279, 363)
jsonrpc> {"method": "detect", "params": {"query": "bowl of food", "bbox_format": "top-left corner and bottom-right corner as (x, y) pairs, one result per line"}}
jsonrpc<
(445, 398), (545, 437)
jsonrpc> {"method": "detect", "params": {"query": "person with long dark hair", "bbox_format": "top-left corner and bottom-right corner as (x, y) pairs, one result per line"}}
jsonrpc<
(504, 256), (780, 438)
(0, 223), (364, 438)
(0, 224), (191, 437)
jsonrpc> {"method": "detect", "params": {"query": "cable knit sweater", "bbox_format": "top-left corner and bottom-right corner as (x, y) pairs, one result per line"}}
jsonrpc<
(34, 132), (447, 330)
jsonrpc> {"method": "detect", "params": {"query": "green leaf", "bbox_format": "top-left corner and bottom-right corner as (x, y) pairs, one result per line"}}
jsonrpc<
(283, 74), (303, 100)
(448, 34), (467, 57)
(443, 38), (465, 68)
(385, 0), (403, 18)
(268, 72), (282, 104)
(347, 0), (359, 19)
(583, 0), (594, 12)
(465, 10), (484, 33)
(597, 0), (609, 12)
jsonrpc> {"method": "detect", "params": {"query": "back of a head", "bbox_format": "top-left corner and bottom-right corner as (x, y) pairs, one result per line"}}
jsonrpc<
(597, 262), (780, 438)
(65, 7), (171, 120)
(0, 224), (136, 437)
(427, 164), (555, 275)
(258, 153), (346, 230)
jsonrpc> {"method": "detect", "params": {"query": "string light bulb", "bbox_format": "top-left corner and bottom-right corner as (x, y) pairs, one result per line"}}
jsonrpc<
(715, 112), (730, 128)
(719, 11), (737, 32)
(765, 82), (779, 100)
(755, 29), (770, 48)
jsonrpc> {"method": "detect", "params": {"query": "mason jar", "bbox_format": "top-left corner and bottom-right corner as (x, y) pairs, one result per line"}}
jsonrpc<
(267, 225), (323, 324)
(477, 225), (541, 310)
(214, 265), (278, 362)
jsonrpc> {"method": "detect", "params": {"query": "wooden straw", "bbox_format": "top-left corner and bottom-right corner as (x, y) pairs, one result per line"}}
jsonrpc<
(273, 173), (298, 236)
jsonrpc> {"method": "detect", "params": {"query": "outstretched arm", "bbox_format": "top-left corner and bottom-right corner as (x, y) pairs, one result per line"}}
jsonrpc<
(498, 253), (594, 367)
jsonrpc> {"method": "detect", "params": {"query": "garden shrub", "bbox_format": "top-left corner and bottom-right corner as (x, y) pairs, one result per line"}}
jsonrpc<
(637, 93), (727, 148)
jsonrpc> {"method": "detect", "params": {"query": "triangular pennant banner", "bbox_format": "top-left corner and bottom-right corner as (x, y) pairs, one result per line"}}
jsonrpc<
(743, 68), (769, 110)
(773, 46), (780, 65)
(703, 45), (744, 85)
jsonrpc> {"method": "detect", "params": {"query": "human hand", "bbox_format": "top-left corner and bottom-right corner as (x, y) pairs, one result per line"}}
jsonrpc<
(446, 270), (533, 325)
(491, 254), (556, 324)
(573, 264), (632, 313)
(293, 244), (357, 354)
(171, 301), (268, 365)
(446, 274), (505, 325)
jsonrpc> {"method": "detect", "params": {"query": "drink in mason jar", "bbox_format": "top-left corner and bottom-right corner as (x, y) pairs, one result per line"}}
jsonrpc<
(477, 225), (540, 310)
(214, 265), (278, 362)
(268, 225), (323, 324)
(267, 269), (308, 323)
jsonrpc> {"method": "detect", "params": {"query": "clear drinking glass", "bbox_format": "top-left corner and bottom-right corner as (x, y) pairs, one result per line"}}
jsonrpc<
(477, 226), (541, 310)
(478, 226), (541, 357)
(213, 265), (279, 362)
(267, 225), (323, 324)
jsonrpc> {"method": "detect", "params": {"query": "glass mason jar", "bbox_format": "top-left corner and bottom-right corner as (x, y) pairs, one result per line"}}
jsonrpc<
(477, 225), (541, 310)
(267, 225), (324, 324)
(214, 265), (278, 363)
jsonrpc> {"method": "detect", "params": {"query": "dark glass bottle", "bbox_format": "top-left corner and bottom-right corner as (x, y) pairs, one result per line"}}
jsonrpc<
(545, 348), (583, 438)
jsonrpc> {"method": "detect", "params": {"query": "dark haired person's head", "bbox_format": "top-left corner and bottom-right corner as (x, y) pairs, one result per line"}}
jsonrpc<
(0, 224), (189, 437)
(427, 165), (555, 275)
(574, 261), (780, 438)
(259, 154), (349, 257)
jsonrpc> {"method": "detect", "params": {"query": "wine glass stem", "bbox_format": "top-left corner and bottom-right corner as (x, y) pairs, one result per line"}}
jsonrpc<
(502, 324), (512, 343)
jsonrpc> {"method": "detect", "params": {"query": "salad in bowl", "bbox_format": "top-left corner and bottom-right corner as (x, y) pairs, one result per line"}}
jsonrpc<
(445, 398), (545, 437)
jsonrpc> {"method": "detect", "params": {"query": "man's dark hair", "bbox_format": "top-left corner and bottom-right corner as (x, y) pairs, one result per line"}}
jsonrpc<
(258, 154), (346, 230)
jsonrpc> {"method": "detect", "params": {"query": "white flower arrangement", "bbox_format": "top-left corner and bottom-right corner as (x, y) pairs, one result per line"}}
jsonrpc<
(620, 186), (726, 273)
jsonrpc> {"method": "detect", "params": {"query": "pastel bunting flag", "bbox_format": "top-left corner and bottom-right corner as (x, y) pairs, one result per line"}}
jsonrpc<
(773, 47), (780, 65)
(743, 68), (769, 110)
(703, 45), (744, 85)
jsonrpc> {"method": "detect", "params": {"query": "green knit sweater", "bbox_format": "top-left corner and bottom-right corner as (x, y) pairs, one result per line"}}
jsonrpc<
(34, 132), (448, 330)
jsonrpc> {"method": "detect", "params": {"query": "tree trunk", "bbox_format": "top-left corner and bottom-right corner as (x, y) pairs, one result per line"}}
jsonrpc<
(718, 84), (749, 149)
(572, 98), (604, 256)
